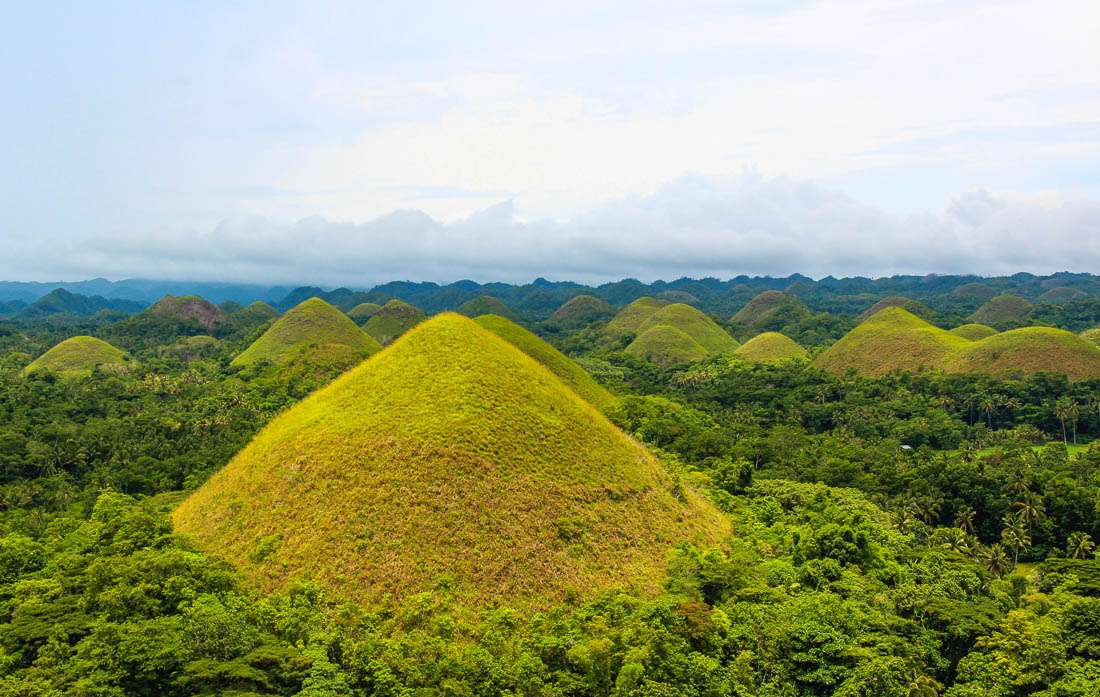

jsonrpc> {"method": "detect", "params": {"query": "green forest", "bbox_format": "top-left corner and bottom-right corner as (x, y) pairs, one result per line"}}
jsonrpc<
(0, 278), (1098, 697)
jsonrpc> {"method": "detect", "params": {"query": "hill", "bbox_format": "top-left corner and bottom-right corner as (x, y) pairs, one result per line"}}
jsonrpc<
(813, 308), (968, 377)
(231, 298), (380, 367)
(604, 297), (668, 339)
(474, 314), (616, 411)
(18, 288), (143, 318)
(173, 314), (727, 609)
(346, 302), (382, 321)
(22, 336), (130, 378)
(637, 304), (739, 355)
(947, 327), (1100, 380)
(458, 295), (518, 321)
(656, 289), (700, 305)
(950, 283), (998, 302)
(970, 294), (1033, 328)
(734, 332), (808, 363)
(363, 299), (426, 345)
(548, 294), (615, 327)
(1081, 328), (1100, 347)
(145, 295), (229, 332)
(730, 290), (810, 329)
(857, 296), (936, 322)
(948, 323), (998, 340)
(625, 325), (710, 368)
(1037, 286), (1087, 304)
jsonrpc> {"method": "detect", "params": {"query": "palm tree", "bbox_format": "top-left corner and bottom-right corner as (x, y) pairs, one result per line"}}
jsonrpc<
(978, 393), (1000, 428)
(908, 671), (942, 697)
(954, 505), (976, 534)
(982, 543), (1011, 577)
(1012, 494), (1045, 531)
(1001, 513), (1032, 567)
(1066, 531), (1096, 559)
(1052, 398), (1080, 445)
(939, 527), (971, 555)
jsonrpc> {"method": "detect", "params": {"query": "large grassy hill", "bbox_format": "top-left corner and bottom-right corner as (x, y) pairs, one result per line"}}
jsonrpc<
(22, 336), (130, 378)
(637, 303), (739, 355)
(604, 297), (668, 339)
(948, 323), (998, 340)
(173, 314), (727, 609)
(857, 296), (936, 322)
(1081, 328), (1100, 347)
(549, 294), (614, 327)
(146, 295), (229, 332)
(231, 298), (380, 367)
(625, 325), (709, 368)
(346, 302), (382, 321)
(734, 332), (808, 363)
(458, 295), (518, 321)
(363, 299), (426, 345)
(474, 314), (616, 411)
(948, 327), (1100, 380)
(730, 290), (810, 329)
(970, 294), (1033, 328)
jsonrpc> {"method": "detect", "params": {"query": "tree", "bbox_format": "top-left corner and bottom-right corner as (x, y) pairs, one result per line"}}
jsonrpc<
(1065, 531), (1095, 559)
(1012, 494), (1045, 531)
(954, 505), (976, 534)
(981, 543), (1011, 577)
(1000, 513), (1032, 567)
(1053, 398), (1081, 445)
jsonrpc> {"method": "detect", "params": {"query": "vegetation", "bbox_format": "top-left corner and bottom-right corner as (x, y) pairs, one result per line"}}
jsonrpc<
(948, 326), (1100, 381)
(144, 295), (229, 333)
(731, 290), (810, 328)
(362, 298), (426, 345)
(1080, 327), (1100, 346)
(231, 297), (380, 368)
(345, 302), (382, 321)
(604, 296), (668, 339)
(734, 331), (808, 362)
(626, 325), (710, 368)
(548, 294), (614, 327)
(457, 295), (519, 321)
(858, 295), (936, 321)
(638, 303), (739, 355)
(21, 335), (130, 378)
(1037, 286), (1087, 304)
(970, 294), (1034, 329)
(950, 323), (998, 340)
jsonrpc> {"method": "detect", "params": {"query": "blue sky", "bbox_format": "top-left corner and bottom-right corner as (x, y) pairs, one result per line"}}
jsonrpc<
(1, 0), (1098, 283)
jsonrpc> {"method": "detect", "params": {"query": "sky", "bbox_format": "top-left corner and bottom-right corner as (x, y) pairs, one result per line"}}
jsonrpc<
(1, 0), (1098, 285)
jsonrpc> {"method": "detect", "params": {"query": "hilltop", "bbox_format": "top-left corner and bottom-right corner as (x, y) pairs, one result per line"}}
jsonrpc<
(173, 314), (727, 609)
(948, 323), (998, 340)
(734, 332), (808, 363)
(363, 299), (426, 345)
(604, 297), (668, 339)
(730, 290), (810, 329)
(970, 294), (1033, 328)
(146, 295), (229, 332)
(948, 327), (1100, 381)
(636, 303), (739, 355)
(458, 295), (518, 321)
(549, 294), (615, 327)
(474, 314), (616, 411)
(857, 296), (936, 322)
(18, 288), (142, 318)
(625, 325), (709, 368)
(346, 302), (382, 321)
(231, 297), (380, 367)
(1037, 286), (1087, 304)
(22, 336), (130, 378)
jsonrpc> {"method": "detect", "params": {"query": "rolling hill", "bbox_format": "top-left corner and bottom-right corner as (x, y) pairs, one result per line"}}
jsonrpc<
(734, 332), (808, 363)
(730, 290), (810, 329)
(625, 325), (709, 368)
(22, 336), (130, 378)
(636, 304), (739, 355)
(1081, 328), (1100, 347)
(604, 297), (669, 339)
(346, 302), (382, 321)
(173, 313), (727, 609)
(948, 327), (1100, 381)
(970, 294), (1033, 328)
(948, 323), (998, 340)
(363, 299), (426, 345)
(1037, 286), (1087, 304)
(548, 294), (614, 327)
(231, 297), (380, 367)
(857, 296), (936, 322)
(145, 295), (229, 333)
(458, 295), (518, 321)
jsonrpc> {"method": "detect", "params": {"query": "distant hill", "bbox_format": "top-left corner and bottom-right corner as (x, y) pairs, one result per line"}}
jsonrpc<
(18, 288), (143, 318)
(346, 302), (382, 321)
(173, 313), (727, 609)
(1037, 287), (1087, 304)
(145, 295), (229, 333)
(656, 289), (701, 305)
(458, 295), (518, 322)
(948, 323), (998, 340)
(625, 325), (709, 368)
(232, 298), (380, 367)
(548, 294), (614, 327)
(22, 336), (131, 378)
(362, 299), (426, 345)
(947, 327), (1100, 380)
(950, 283), (998, 302)
(970, 295), (1033, 328)
(857, 296), (936, 322)
(734, 332), (808, 363)
(730, 291), (810, 330)
(637, 304), (739, 355)
(604, 297), (669, 339)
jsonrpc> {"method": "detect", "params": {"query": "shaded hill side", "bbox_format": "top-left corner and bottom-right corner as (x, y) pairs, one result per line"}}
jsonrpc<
(948, 327), (1100, 381)
(636, 304), (740, 355)
(734, 332), (808, 363)
(549, 294), (615, 327)
(232, 298), (380, 367)
(363, 299), (426, 345)
(604, 297), (669, 339)
(970, 295), (1033, 328)
(730, 291), (810, 329)
(146, 295), (229, 332)
(346, 302), (383, 321)
(949, 323), (998, 340)
(173, 314), (728, 610)
(857, 296), (936, 322)
(813, 308), (970, 377)
(458, 295), (519, 321)
(625, 325), (709, 369)
(22, 336), (130, 378)
(18, 288), (143, 318)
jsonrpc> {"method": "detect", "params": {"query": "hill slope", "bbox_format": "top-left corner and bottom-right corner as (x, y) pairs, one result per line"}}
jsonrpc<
(637, 304), (739, 355)
(948, 327), (1100, 380)
(730, 290), (810, 329)
(146, 295), (229, 332)
(549, 295), (614, 327)
(232, 298), (380, 367)
(363, 299), (426, 345)
(458, 295), (518, 321)
(22, 336), (130, 378)
(346, 302), (382, 321)
(949, 323), (998, 340)
(857, 296), (936, 322)
(626, 325), (710, 368)
(173, 314), (727, 609)
(604, 297), (669, 339)
(813, 308), (968, 376)
(970, 295), (1033, 328)
(1081, 328), (1100, 347)
(734, 332), (808, 362)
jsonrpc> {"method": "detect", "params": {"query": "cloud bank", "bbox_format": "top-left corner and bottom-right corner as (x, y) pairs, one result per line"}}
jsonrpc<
(10, 174), (1099, 285)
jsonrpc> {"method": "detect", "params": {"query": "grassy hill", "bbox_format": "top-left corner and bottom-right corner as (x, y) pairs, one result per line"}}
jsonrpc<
(474, 314), (616, 411)
(604, 297), (668, 339)
(734, 332), (808, 363)
(949, 323), (998, 340)
(625, 325), (709, 368)
(951, 283), (998, 302)
(363, 299), (426, 345)
(346, 302), (382, 321)
(22, 336), (130, 378)
(948, 327), (1100, 380)
(637, 303), (739, 355)
(1037, 286), (1087, 304)
(1081, 328), (1100, 347)
(458, 295), (518, 321)
(857, 296), (936, 322)
(970, 294), (1033, 328)
(730, 290), (810, 329)
(549, 294), (614, 327)
(146, 295), (229, 332)
(173, 314), (727, 609)
(656, 289), (700, 305)
(231, 297), (380, 367)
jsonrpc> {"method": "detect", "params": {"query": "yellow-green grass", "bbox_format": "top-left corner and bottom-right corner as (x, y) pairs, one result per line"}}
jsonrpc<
(1081, 328), (1100, 347)
(604, 297), (669, 339)
(549, 294), (614, 326)
(22, 336), (130, 378)
(970, 294), (1033, 328)
(949, 323), (998, 340)
(734, 332), (808, 363)
(231, 301), (279, 323)
(857, 296), (935, 322)
(363, 299), (426, 345)
(346, 302), (382, 321)
(637, 304), (739, 355)
(147, 294), (228, 332)
(625, 325), (709, 369)
(730, 290), (809, 327)
(173, 314), (728, 610)
(1037, 286), (1086, 304)
(816, 308), (1100, 380)
(458, 295), (518, 321)
(474, 314), (616, 411)
(232, 298), (380, 368)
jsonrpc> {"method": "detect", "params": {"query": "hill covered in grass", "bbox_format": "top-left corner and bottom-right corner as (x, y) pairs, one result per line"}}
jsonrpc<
(857, 296), (936, 322)
(970, 294), (1033, 328)
(604, 297), (668, 339)
(458, 295), (518, 321)
(22, 336), (130, 378)
(231, 298), (380, 367)
(346, 302), (382, 321)
(949, 323), (998, 340)
(625, 325), (709, 368)
(474, 314), (616, 411)
(730, 290), (810, 329)
(948, 327), (1100, 380)
(734, 332), (808, 363)
(363, 299), (426, 345)
(173, 314), (727, 609)
(549, 294), (614, 327)
(1081, 327), (1100, 346)
(1037, 286), (1087, 304)
(146, 295), (229, 332)
(637, 303), (739, 355)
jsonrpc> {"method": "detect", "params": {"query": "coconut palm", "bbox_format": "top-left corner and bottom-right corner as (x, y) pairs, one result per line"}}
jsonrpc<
(981, 543), (1011, 577)
(938, 527), (971, 555)
(1066, 531), (1095, 559)
(1001, 513), (1032, 567)
(908, 671), (942, 697)
(954, 505), (976, 534)
(1012, 495), (1045, 530)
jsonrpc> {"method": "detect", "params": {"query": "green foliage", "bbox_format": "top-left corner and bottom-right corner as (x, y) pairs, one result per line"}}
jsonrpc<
(548, 294), (615, 327)
(604, 296), (669, 339)
(637, 304), (739, 355)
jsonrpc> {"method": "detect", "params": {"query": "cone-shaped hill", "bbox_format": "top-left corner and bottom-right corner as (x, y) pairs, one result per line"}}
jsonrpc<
(231, 298), (380, 368)
(458, 295), (518, 321)
(949, 323), (998, 340)
(474, 314), (616, 411)
(626, 325), (709, 369)
(549, 294), (614, 327)
(970, 294), (1033, 328)
(734, 332), (808, 363)
(604, 297), (669, 339)
(146, 294), (229, 333)
(22, 336), (130, 378)
(363, 299), (426, 345)
(1037, 286), (1086, 304)
(731, 290), (810, 329)
(857, 296), (936, 322)
(637, 304), (739, 355)
(173, 314), (727, 609)
(815, 308), (1100, 380)
(346, 302), (382, 321)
